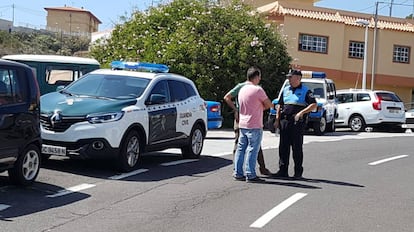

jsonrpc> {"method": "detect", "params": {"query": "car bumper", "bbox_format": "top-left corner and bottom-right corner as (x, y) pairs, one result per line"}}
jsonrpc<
(41, 121), (127, 148)
(42, 138), (119, 159)
(208, 117), (223, 129)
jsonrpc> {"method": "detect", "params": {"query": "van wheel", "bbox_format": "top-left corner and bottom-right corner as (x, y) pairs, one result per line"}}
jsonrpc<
(9, 144), (41, 186)
(313, 117), (326, 136)
(181, 125), (204, 159)
(349, 115), (365, 132)
(118, 130), (141, 172)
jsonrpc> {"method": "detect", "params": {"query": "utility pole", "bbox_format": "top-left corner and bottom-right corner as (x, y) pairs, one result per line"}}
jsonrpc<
(371, 2), (380, 90)
(389, 0), (394, 16)
(12, 4), (15, 27)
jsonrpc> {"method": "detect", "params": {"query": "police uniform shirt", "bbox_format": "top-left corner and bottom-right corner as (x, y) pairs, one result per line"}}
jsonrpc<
(279, 83), (316, 116)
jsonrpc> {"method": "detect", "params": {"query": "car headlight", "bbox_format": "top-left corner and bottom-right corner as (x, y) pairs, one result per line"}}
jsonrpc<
(86, 112), (124, 124)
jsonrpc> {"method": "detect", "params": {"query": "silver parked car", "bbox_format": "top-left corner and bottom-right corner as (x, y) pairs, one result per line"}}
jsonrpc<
(335, 89), (405, 132)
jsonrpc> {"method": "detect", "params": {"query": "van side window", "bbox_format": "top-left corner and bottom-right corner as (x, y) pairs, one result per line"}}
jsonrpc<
(0, 68), (24, 106)
(46, 66), (79, 85)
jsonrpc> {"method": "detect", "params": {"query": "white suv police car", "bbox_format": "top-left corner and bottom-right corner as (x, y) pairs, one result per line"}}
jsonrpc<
(40, 61), (207, 172)
(268, 71), (337, 135)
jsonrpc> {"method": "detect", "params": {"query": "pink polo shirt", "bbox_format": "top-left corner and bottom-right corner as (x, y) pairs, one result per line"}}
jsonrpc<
(238, 84), (268, 129)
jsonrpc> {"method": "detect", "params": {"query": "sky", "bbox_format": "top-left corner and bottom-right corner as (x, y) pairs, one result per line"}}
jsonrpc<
(1, 0), (413, 31)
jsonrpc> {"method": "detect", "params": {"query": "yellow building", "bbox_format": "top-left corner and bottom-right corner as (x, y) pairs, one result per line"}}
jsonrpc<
(242, 0), (414, 105)
(45, 5), (101, 35)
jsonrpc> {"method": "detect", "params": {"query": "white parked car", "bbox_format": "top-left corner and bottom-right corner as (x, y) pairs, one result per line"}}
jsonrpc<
(402, 104), (414, 129)
(40, 61), (208, 172)
(335, 89), (405, 132)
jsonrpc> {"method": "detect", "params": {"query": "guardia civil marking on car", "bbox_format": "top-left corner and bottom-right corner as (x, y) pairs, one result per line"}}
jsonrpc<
(40, 61), (207, 172)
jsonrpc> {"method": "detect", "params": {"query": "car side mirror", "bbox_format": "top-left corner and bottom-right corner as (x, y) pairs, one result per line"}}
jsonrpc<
(56, 85), (66, 92)
(146, 94), (167, 105)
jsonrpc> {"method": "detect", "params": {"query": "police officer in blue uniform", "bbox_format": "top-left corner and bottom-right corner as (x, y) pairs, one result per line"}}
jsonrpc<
(273, 70), (317, 178)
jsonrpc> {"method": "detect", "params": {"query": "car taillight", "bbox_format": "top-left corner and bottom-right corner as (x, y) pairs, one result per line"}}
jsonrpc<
(372, 97), (381, 110)
(210, 105), (220, 112)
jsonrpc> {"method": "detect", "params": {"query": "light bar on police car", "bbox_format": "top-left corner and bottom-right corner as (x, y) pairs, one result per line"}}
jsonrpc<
(111, 61), (169, 73)
(301, 71), (326, 79)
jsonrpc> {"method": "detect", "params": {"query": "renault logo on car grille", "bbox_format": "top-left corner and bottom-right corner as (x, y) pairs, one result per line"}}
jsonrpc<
(50, 110), (62, 127)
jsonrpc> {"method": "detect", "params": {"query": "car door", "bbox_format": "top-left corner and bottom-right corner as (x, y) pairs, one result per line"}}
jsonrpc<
(336, 93), (354, 125)
(0, 66), (26, 162)
(146, 80), (178, 145)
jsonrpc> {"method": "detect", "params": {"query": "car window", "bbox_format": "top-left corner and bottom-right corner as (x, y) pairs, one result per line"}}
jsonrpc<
(337, 93), (353, 103)
(0, 67), (25, 106)
(376, 92), (402, 102)
(168, 80), (188, 102)
(184, 82), (197, 97)
(357, 93), (371, 101)
(148, 80), (170, 103)
(65, 74), (150, 98)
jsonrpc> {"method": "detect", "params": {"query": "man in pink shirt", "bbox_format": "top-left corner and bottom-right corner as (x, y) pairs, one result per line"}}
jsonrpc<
(233, 67), (273, 183)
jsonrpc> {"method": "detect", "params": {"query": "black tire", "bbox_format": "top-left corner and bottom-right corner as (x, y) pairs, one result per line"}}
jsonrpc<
(326, 118), (336, 132)
(349, 115), (365, 132)
(313, 116), (327, 136)
(8, 144), (41, 186)
(181, 125), (204, 159)
(117, 130), (141, 172)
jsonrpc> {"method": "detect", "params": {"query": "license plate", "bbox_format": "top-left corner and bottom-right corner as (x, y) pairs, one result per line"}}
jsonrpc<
(389, 109), (399, 113)
(42, 144), (67, 156)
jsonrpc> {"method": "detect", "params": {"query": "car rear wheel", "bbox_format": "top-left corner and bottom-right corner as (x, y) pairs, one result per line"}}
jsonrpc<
(9, 144), (41, 186)
(118, 130), (141, 172)
(182, 125), (204, 159)
(349, 115), (365, 132)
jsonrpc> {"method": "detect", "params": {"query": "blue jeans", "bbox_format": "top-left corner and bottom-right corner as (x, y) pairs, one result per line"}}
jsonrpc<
(233, 128), (263, 180)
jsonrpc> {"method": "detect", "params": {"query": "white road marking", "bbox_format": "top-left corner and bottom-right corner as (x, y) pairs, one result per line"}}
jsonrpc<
(46, 183), (96, 198)
(108, 169), (149, 180)
(250, 192), (308, 228)
(0, 204), (10, 211)
(368, 155), (409, 166)
(160, 159), (198, 166)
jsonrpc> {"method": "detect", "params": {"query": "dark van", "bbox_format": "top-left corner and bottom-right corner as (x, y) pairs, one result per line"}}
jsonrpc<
(2, 54), (100, 95)
(0, 59), (41, 185)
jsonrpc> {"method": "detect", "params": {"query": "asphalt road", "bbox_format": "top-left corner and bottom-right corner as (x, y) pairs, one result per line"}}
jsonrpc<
(1, 129), (413, 232)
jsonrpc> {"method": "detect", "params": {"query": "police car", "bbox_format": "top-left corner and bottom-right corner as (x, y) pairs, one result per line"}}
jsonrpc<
(40, 61), (208, 171)
(267, 71), (337, 135)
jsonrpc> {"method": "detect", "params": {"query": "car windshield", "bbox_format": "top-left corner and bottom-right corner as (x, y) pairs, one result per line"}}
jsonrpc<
(63, 73), (151, 99)
(301, 82), (325, 98)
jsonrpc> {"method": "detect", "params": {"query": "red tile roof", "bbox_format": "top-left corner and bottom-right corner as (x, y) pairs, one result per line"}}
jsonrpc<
(44, 6), (101, 24)
(258, 1), (414, 32)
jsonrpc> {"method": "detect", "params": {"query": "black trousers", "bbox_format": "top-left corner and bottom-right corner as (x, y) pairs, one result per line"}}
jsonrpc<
(278, 118), (305, 175)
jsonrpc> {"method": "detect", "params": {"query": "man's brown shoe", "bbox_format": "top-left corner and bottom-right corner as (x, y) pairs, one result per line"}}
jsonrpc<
(259, 168), (272, 176)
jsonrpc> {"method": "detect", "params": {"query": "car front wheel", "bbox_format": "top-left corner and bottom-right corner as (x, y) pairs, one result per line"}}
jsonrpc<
(118, 130), (141, 172)
(9, 144), (41, 186)
(182, 125), (204, 159)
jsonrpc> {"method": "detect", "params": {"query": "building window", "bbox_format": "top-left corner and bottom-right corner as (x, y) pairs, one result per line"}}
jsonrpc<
(298, 33), (328, 54)
(349, 41), (364, 59)
(393, 45), (410, 64)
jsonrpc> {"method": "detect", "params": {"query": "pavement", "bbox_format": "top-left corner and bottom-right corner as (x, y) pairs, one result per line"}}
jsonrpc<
(202, 128), (413, 157)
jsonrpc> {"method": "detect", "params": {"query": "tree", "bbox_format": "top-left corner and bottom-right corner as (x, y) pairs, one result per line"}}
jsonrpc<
(90, 0), (291, 125)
